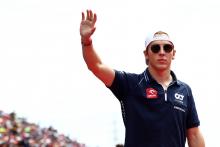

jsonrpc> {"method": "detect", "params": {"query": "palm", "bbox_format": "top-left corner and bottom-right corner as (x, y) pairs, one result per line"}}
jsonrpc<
(80, 10), (97, 39)
(80, 21), (94, 38)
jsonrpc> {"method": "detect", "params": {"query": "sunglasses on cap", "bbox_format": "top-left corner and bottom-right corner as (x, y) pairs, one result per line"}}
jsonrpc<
(150, 44), (174, 53)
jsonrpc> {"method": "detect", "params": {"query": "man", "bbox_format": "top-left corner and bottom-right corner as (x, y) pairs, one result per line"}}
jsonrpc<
(80, 10), (205, 147)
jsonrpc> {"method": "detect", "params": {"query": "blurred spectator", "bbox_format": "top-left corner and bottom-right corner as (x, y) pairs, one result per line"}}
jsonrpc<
(0, 110), (85, 147)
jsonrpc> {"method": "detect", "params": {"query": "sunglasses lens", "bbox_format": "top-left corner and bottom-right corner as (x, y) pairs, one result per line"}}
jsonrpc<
(150, 44), (173, 53)
(163, 44), (173, 53)
(151, 45), (160, 53)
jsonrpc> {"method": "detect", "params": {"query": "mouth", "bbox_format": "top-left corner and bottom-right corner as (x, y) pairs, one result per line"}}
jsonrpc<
(157, 59), (167, 63)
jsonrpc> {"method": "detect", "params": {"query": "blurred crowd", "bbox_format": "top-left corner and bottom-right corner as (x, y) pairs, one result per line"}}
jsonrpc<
(0, 110), (85, 147)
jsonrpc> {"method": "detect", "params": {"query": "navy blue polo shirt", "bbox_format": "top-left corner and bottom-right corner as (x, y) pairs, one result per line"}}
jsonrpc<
(108, 68), (200, 147)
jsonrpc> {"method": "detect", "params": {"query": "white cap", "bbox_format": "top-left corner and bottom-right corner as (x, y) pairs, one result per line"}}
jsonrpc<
(145, 32), (174, 49)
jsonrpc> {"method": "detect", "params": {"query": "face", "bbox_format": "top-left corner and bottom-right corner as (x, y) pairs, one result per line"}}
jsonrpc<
(144, 40), (176, 71)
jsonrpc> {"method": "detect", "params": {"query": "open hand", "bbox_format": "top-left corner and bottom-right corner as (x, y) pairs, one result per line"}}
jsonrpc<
(80, 10), (97, 40)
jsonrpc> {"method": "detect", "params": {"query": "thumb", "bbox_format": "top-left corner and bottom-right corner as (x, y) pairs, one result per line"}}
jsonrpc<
(90, 27), (96, 36)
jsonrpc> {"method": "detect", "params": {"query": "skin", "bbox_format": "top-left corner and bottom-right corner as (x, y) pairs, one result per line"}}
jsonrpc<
(144, 41), (176, 87)
(80, 10), (205, 147)
(80, 10), (115, 87)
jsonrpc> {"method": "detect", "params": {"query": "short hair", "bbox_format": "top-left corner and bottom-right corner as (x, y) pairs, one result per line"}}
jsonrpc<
(154, 31), (169, 36)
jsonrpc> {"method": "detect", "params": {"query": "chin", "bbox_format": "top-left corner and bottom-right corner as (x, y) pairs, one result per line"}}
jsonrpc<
(155, 65), (170, 70)
(149, 63), (171, 71)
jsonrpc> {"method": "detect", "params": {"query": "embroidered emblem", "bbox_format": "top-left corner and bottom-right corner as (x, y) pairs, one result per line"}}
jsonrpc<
(146, 88), (158, 99)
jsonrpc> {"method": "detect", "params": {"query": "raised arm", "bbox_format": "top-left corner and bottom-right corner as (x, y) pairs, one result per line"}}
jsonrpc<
(80, 10), (115, 87)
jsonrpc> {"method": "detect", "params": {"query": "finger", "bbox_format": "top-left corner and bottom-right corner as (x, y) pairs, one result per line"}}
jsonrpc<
(86, 10), (89, 20)
(89, 10), (93, 20)
(88, 10), (92, 20)
(92, 13), (97, 25)
(81, 12), (85, 21)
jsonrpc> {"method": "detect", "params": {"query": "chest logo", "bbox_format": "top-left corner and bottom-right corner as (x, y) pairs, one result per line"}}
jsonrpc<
(175, 93), (184, 101)
(146, 88), (158, 99)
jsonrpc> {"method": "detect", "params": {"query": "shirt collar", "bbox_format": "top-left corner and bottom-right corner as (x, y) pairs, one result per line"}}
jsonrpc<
(143, 68), (180, 85)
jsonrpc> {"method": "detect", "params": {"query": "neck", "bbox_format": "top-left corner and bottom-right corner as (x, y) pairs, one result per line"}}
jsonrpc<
(148, 67), (172, 89)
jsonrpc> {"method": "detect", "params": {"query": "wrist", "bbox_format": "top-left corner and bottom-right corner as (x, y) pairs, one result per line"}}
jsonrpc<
(81, 37), (92, 46)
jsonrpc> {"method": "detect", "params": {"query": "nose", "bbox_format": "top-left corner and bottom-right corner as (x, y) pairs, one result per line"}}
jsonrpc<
(158, 45), (166, 54)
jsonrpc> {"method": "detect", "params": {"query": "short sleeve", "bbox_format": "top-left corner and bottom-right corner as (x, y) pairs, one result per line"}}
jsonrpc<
(107, 70), (129, 101)
(186, 86), (200, 129)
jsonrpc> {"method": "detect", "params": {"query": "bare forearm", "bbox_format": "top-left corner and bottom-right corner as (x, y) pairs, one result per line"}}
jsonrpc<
(81, 42), (115, 86)
(188, 138), (205, 147)
(187, 130), (205, 147)
(82, 44), (102, 72)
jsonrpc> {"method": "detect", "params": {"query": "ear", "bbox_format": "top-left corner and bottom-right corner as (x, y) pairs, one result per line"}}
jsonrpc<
(143, 49), (148, 59)
(172, 49), (176, 60)
(143, 49), (149, 65)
